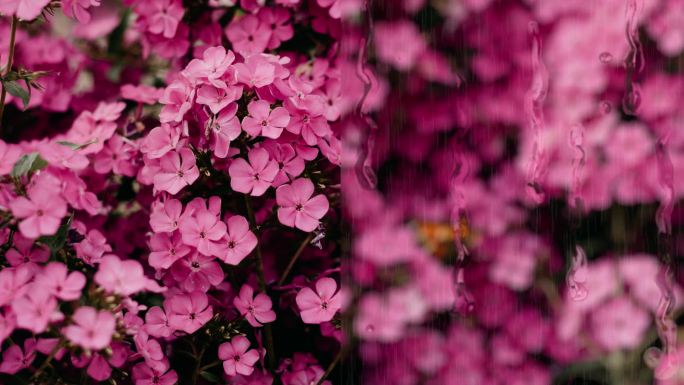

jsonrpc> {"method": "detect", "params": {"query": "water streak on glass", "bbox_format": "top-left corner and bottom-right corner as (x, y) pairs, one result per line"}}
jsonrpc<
(622, 0), (644, 116)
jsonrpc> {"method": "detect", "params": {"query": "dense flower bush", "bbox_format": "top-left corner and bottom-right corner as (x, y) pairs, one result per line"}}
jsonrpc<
(1, 0), (684, 384)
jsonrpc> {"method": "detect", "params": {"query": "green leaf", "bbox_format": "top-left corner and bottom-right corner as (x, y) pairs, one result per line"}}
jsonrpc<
(199, 371), (221, 383)
(10, 153), (47, 178)
(38, 214), (73, 254)
(56, 141), (93, 151)
(3, 79), (30, 109)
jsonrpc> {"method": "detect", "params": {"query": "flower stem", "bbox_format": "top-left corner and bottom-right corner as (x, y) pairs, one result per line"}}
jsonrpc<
(277, 233), (314, 286)
(243, 195), (276, 371)
(0, 16), (18, 132)
(316, 348), (344, 385)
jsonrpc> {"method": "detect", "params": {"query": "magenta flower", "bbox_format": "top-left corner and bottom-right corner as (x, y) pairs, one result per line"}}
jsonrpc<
(170, 252), (224, 292)
(183, 46), (235, 88)
(196, 85), (240, 114)
(179, 208), (227, 256)
(228, 147), (279, 196)
(263, 140), (305, 187)
(218, 335), (260, 377)
(220, 215), (257, 265)
(0, 140), (21, 175)
(144, 306), (173, 338)
(225, 15), (271, 55)
(132, 363), (178, 385)
(11, 288), (63, 334)
(0, 339), (36, 374)
(149, 198), (183, 233)
(5, 235), (49, 266)
(165, 291), (213, 334)
(276, 178), (329, 232)
(242, 99), (290, 139)
(208, 104), (241, 158)
(148, 232), (191, 270)
(9, 176), (68, 239)
(35, 262), (86, 301)
(233, 284), (276, 327)
(64, 307), (116, 351)
(258, 7), (294, 49)
(153, 148), (200, 195)
(296, 278), (341, 324)
(143, 0), (185, 38)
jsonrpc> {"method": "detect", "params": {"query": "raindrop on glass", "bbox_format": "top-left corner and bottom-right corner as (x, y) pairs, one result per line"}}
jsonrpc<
(598, 52), (613, 64)
(600, 101), (612, 114)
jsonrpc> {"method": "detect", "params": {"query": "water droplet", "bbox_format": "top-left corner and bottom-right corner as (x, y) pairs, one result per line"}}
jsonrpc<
(365, 324), (374, 332)
(567, 246), (589, 301)
(600, 101), (612, 114)
(598, 52), (613, 64)
(622, 88), (642, 116)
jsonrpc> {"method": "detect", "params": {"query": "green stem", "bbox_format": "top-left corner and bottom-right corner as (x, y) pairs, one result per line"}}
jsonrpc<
(316, 349), (344, 385)
(0, 16), (18, 132)
(277, 233), (314, 286)
(243, 195), (276, 371)
(31, 340), (63, 382)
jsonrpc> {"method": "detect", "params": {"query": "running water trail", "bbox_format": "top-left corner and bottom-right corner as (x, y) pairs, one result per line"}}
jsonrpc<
(566, 246), (588, 301)
(568, 124), (585, 210)
(353, 0), (378, 190)
(622, 0), (644, 116)
(566, 124), (589, 301)
(525, 21), (549, 204)
(450, 154), (475, 315)
(648, 123), (678, 379)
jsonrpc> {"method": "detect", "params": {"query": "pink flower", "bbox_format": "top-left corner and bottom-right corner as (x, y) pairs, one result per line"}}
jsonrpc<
(225, 15), (271, 55)
(218, 335), (260, 377)
(258, 7), (294, 49)
(144, 306), (173, 338)
(149, 198), (183, 233)
(153, 148), (200, 195)
(0, 0), (51, 21)
(228, 147), (279, 196)
(263, 140), (305, 187)
(208, 104), (241, 158)
(242, 99), (290, 139)
(170, 252), (224, 292)
(11, 288), (63, 333)
(0, 339), (36, 374)
(183, 46), (236, 88)
(35, 262), (86, 301)
(0, 265), (33, 306)
(140, 123), (182, 159)
(233, 284), (276, 327)
(9, 175), (68, 239)
(121, 84), (163, 105)
(220, 215), (257, 265)
(94, 255), (155, 296)
(196, 86), (241, 114)
(0, 140), (21, 175)
(276, 178), (329, 232)
(74, 229), (112, 264)
(159, 81), (195, 123)
(64, 307), (116, 350)
(234, 54), (277, 88)
(132, 363), (178, 385)
(5, 235), (49, 266)
(374, 20), (426, 70)
(143, 0), (185, 38)
(591, 297), (650, 351)
(179, 208), (227, 256)
(62, 0), (101, 23)
(165, 291), (213, 334)
(295, 278), (341, 324)
(148, 232), (191, 270)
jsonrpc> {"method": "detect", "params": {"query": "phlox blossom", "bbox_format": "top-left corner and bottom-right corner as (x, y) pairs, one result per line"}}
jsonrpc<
(64, 307), (116, 350)
(218, 335), (260, 376)
(296, 278), (341, 324)
(233, 284), (276, 327)
(276, 178), (329, 232)
(228, 147), (279, 196)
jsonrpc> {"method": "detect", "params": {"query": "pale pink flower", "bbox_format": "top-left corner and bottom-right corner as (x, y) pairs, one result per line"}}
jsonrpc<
(296, 278), (341, 324)
(121, 84), (163, 105)
(165, 291), (213, 334)
(208, 103), (241, 158)
(170, 252), (224, 292)
(64, 307), (116, 350)
(276, 178), (329, 232)
(159, 81), (195, 123)
(140, 123), (182, 159)
(257, 7), (294, 49)
(0, 265), (33, 306)
(132, 363), (178, 385)
(183, 46), (236, 88)
(233, 284), (276, 327)
(62, 0), (101, 23)
(5, 235), (49, 266)
(591, 297), (650, 351)
(218, 335), (260, 376)
(220, 215), (257, 265)
(153, 148), (200, 195)
(94, 255), (155, 296)
(242, 99), (290, 139)
(262, 140), (305, 187)
(0, 0), (51, 21)
(143, 0), (185, 38)
(149, 198), (183, 233)
(196, 85), (241, 114)
(0, 140), (21, 175)
(234, 54), (277, 88)
(228, 147), (279, 196)
(144, 306), (173, 338)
